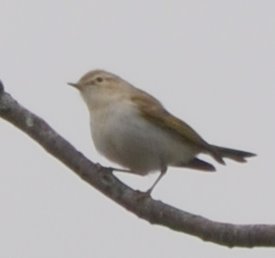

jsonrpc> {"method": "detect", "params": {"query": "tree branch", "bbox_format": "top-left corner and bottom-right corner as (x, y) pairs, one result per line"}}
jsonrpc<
(0, 82), (274, 248)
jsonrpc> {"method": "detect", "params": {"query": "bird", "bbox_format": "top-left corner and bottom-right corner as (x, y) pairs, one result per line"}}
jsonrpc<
(68, 69), (256, 194)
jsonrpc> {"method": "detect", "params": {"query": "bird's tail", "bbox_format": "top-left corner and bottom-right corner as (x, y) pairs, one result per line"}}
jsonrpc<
(209, 145), (256, 165)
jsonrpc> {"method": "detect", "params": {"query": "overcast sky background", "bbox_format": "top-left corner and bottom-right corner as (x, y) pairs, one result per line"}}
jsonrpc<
(1, 1), (275, 257)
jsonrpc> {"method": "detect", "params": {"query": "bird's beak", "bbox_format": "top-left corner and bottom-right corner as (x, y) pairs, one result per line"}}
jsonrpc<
(68, 82), (79, 89)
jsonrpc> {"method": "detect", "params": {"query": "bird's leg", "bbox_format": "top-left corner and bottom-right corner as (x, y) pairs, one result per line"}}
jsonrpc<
(109, 165), (167, 196)
(109, 167), (132, 173)
(93, 163), (131, 173)
(145, 166), (167, 195)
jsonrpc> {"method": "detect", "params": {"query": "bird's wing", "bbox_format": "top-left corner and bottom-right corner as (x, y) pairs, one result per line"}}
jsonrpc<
(131, 92), (209, 150)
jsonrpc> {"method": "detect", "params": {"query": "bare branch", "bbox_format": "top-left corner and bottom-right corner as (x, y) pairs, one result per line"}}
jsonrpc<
(0, 83), (274, 248)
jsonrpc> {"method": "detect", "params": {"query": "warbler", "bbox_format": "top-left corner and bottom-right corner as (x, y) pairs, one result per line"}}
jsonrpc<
(69, 70), (255, 194)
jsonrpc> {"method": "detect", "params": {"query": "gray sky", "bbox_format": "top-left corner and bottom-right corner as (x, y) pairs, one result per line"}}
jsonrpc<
(1, 1), (275, 257)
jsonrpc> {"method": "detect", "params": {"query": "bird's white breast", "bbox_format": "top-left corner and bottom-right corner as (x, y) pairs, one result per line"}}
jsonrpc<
(88, 100), (196, 175)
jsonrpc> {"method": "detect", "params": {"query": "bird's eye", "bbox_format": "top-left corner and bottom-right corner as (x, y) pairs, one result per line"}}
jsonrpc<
(96, 77), (103, 83)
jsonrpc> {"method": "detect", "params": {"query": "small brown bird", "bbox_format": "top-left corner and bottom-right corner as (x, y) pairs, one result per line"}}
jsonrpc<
(69, 70), (256, 194)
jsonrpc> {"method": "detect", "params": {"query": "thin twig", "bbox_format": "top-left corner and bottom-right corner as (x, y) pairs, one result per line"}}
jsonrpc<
(0, 84), (274, 248)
